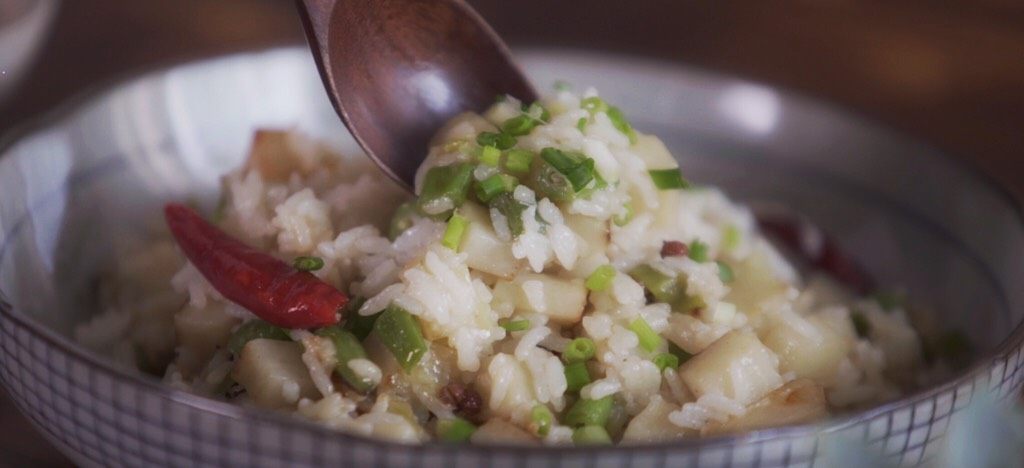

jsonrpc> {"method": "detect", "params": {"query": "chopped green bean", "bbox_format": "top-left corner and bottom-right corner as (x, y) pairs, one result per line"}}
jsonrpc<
(315, 326), (376, 393)
(499, 318), (530, 332)
(572, 425), (612, 445)
(475, 173), (518, 203)
(437, 417), (476, 442)
(417, 163), (474, 219)
(373, 304), (428, 371)
(531, 404), (554, 436)
(528, 160), (576, 202)
(628, 317), (663, 352)
(342, 297), (379, 341)
(501, 115), (538, 136)
(476, 131), (516, 150)
(564, 338), (596, 363)
(564, 396), (613, 427)
(227, 320), (290, 356)
(564, 361), (591, 392)
(488, 192), (528, 236)
(653, 353), (680, 372)
(387, 202), (419, 240)
(629, 264), (684, 305)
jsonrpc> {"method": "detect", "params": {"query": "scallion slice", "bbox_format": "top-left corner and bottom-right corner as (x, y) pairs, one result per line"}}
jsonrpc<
(499, 318), (530, 332)
(580, 96), (608, 114)
(293, 256), (324, 272)
(628, 317), (662, 353)
(504, 149), (534, 174)
(540, 147), (594, 191)
(585, 264), (616, 292)
(564, 361), (591, 392)
(479, 145), (501, 166)
(576, 117), (588, 132)
(717, 261), (734, 283)
(476, 131), (516, 150)
(564, 337), (596, 363)
(648, 168), (690, 190)
(530, 404), (554, 437)
(489, 192), (527, 236)
(373, 304), (428, 371)
(606, 106), (637, 144)
(501, 114), (538, 136)
(475, 173), (518, 203)
(442, 213), (469, 251)
(613, 202), (634, 226)
(652, 353), (679, 372)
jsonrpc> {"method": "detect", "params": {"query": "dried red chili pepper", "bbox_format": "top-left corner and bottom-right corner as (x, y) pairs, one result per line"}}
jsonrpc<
(164, 203), (346, 329)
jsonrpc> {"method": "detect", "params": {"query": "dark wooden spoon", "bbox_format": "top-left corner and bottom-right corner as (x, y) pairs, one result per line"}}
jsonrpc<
(296, 0), (538, 190)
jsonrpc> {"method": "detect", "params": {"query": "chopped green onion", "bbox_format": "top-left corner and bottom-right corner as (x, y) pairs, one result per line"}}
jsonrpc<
(613, 202), (634, 227)
(316, 326), (376, 393)
(722, 225), (741, 251)
(488, 192), (527, 236)
(648, 168), (690, 190)
(437, 417), (476, 443)
(668, 341), (693, 364)
(581, 96), (608, 114)
(629, 264), (683, 305)
(564, 338), (597, 363)
(442, 213), (469, 250)
(499, 318), (531, 332)
(606, 106), (637, 144)
(387, 202), (419, 240)
(688, 239), (709, 263)
(653, 353), (679, 372)
(585, 264), (617, 292)
(872, 290), (906, 312)
(564, 396), (613, 427)
(342, 297), (379, 341)
(540, 148), (594, 191)
(293, 256), (324, 272)
(628, 317), (662, 352)
(525, 103), (550, 122)
(851, 311), (871, 338)
(373, 304), (428, 371)
(576, 117), (588, 132)
(479, 145), (501, 166)
(717, 261), (734, 283)
(564, 361), (591, 392)
(418, 163), (474, 219)
(528, 160), (576, 202)
(226, 320), (289, 356)
(572, 425), (612, 445)
(554, 80), (572, 91)
(476, 131), (516, 150)
(504, 149), (534, 174)
(475, 173), (518, 203)
(530, 404), (554, 436)
(501, 115), (538, 136)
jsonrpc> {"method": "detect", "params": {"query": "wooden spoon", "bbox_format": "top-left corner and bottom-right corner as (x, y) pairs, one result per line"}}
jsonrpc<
(296, 0), (538, 189)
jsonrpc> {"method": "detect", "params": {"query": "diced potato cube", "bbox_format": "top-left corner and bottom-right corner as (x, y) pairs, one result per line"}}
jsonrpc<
(232, 339), (318, 409)
(478, 353), (535, 419)
(724, 241), (792, 319)
(631, 133), (677, 170)
(470, 418), (538, 445)
(493, 272), (587, 325)
(758, 310), (851, 384)
(458, 202), (519, 278)
(678, 330), (783, 406)
(174, 302), (240, 377)
(702, 379), (827, 436)
(244, 130), (326, 182)
(621, 395), (692, 443)
(564, 213), (608, 257)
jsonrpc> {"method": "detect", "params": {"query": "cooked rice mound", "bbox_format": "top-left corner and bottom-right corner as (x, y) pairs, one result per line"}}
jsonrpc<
(77, 88), (930, 444)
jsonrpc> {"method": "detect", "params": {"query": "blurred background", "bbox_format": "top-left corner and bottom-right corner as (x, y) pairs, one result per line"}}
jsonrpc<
(0, 0), (1021, 465)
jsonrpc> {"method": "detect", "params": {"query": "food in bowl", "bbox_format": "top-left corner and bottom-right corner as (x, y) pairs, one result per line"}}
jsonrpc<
(75, 88), (941, 445)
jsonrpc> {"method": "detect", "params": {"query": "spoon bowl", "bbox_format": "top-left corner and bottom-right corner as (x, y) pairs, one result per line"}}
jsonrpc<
(296, 0), (537, 189)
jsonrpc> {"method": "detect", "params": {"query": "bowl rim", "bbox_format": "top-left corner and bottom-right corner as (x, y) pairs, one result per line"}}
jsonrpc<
(1, 45), (1022, 455)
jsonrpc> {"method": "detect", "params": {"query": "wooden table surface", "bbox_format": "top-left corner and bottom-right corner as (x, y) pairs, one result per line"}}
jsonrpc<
(1, 1), (1022, 465)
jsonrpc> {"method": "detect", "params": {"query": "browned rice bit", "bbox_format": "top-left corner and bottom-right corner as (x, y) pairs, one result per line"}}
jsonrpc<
(439, 382), (483, 420)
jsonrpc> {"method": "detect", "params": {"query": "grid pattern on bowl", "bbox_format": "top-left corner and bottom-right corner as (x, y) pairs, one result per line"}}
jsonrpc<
(2, 304), (1022, 467)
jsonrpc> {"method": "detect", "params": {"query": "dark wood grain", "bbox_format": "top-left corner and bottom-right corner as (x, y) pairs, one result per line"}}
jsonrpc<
(1, 1), (1023, 465)
(296, 0), (536, 188)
